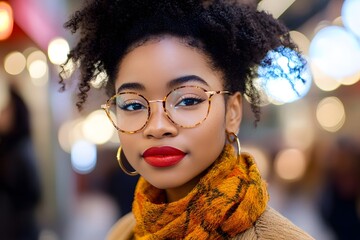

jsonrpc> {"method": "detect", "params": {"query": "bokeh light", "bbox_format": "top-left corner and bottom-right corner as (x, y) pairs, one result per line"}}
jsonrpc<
(82, 110), (115, 145)
(27, 50), (47, 66)
(242, 145), (270, 179)
(48, 37), (70, 65)
(274, 148), (307, 181)
(0, 1), (13, 40)
(311, 63), (341, 91)
(257, 0), (295, 18)
(71, 140), (97, 174)
(26, 50), (49, 85)
(316, 97), (346, 132)
(338, 71), (360, 86)
(4, 51), (26, 75)
(309, 25), (360, 79)
(289, 31), (311, 56)
(58, 119), (85, 153)
(342, 0), (360, 38)
(28, 59), (48, 79)
(257, 46), (312, 104)
(281, 101), (315, 150)
(332, 16), (343, 27)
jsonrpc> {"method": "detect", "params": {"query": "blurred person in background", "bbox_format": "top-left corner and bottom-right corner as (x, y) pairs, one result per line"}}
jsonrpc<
(0, 86), (41, 240)
(319, 137), (360, 240)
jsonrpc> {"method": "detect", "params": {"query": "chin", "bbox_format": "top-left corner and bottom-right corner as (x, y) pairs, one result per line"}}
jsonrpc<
(149, 180), (185, 190)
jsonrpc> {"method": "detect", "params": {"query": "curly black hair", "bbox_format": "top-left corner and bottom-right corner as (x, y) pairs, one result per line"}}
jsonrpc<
(60, 0), (297, 123)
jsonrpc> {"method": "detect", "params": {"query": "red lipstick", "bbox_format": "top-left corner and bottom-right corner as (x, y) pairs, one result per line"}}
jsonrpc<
(143, 146), (186, 167)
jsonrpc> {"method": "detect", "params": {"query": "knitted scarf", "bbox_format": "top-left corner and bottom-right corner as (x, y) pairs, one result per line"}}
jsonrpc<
(132, 144), (269, 239)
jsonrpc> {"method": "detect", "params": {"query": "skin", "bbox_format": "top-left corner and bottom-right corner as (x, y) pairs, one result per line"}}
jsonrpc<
(115, 36), (242, 202)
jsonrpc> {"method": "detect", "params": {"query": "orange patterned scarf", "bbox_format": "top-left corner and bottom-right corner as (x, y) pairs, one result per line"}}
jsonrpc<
(132, 144), (269, 239)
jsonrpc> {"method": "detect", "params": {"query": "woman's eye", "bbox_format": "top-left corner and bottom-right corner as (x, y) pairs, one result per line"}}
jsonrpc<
(118, 102), (146, 111)
(176, 97), (205, 107)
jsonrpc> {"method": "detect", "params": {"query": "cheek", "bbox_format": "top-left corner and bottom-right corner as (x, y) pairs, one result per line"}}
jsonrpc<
(187, 106), (227, 157)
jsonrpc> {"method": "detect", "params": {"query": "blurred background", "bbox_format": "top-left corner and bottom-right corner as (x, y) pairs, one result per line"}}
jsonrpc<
(0, 0), (359, 239)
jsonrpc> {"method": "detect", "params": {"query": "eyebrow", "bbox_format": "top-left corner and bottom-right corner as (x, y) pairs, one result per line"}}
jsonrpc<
(167, 75), (209, 89)
(116, 75), (209, 93)
(117, 82), (145, 93)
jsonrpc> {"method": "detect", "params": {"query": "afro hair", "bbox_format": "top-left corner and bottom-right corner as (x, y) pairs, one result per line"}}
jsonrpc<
(60, 0), (298, 123)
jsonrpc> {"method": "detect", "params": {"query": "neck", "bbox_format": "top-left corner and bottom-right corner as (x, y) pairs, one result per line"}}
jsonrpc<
(165, 174), (203, 202)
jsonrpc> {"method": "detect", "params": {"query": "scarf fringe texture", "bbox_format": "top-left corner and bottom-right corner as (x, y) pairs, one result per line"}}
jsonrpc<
(132, 144), (269, 239)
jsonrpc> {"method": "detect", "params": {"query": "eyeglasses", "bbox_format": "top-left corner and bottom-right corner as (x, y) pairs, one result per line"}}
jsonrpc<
(101, 85), (231, 134)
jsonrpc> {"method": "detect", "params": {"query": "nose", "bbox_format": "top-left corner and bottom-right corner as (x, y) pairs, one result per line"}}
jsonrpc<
(143, 101), (178, 139)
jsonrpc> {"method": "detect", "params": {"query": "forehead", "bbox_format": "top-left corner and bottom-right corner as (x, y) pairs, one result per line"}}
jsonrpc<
(115, 36), (224, 92)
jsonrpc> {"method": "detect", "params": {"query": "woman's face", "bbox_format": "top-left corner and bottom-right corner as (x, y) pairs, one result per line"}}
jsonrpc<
(114, 36), (242, 192)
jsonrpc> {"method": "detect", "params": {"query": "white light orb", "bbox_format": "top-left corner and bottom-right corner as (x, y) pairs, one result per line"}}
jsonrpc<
(28, 59), (48, 79)
(309, 26), (360, 79)
(342, 0), (360, 38)
(71, 140), (97, 174)
(257, 47), (312, 104)
(48, 37), (70, 65)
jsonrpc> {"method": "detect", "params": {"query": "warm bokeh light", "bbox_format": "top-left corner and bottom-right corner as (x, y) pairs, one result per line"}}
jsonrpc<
(242, 145), (270, 179)
(274, 148), (307, 181)
(258, 0), (295, 18)
(48, 37), (70, 65)
(332, 16), (343, 26)
(0, 2), (13, 40)
(71, 140), (97, 174)
(4, 51), (26, 75)
(311, 63), (341, 91)
(338, 71), (360, 86)
(281, 101), (315, 150)
(342, 0), (360, 38)
(309, 25), (360, 79)
(26, 50), (49, 84)
(82, 110), (115, 145)
(27, 50), (47, 66)
(58, 119), (86, 153)
(28, 59), (48, 79)
(316, 97), (346, 132)
(289, 31), (311, 56)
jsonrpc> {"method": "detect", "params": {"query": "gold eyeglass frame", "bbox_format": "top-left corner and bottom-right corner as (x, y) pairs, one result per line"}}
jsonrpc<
(101, 85), (231, 134)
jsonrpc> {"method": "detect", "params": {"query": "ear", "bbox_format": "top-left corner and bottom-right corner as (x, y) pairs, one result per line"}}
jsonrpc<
(225, 92), (242, 134)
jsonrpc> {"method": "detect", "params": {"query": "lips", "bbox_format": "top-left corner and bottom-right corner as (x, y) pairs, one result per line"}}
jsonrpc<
(143, 146), (186, 167)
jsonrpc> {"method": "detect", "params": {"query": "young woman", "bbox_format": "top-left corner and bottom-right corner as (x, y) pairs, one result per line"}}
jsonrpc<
(61, 0), (314, 239)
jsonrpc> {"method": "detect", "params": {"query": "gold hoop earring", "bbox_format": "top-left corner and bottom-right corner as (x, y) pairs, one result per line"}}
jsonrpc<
(226, 131), (241, 158)
(117, 146), (138, 176)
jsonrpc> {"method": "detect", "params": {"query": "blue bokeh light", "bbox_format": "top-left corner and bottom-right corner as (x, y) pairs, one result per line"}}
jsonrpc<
(342, 0), (360, 38)
(257, 46), (312, 104)
(71, 140), (97, 174)
(309, 26), (360, 79)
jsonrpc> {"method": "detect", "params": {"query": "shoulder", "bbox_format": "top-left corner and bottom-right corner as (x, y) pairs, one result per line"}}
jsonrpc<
(256, 207), (315, 239)
(233, 207), (315, 240)
(106, 212), (135, 240)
